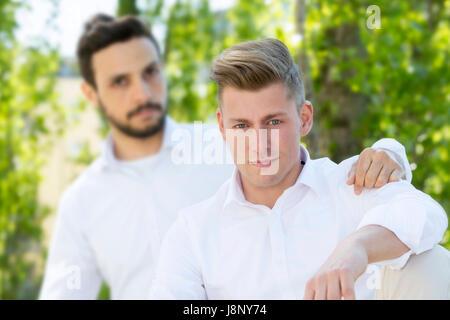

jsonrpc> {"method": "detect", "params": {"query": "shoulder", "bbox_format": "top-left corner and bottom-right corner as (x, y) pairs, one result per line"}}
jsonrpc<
(57, 157), (105, 212)
(303, 155), (359, 201)
(306, 155), (352, 183)
(176, 177), (231, 229)
(314, 155), (358, 184)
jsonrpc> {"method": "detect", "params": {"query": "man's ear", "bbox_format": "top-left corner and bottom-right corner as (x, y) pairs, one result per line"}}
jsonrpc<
(216, 107), (226, 141)
(300, 100), (313, 137)
(81, 81), (100, 108)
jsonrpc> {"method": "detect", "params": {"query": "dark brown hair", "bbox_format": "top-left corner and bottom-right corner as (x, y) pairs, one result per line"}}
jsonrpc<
(76, 14), (160, 88)
(210, 38), (305, 108)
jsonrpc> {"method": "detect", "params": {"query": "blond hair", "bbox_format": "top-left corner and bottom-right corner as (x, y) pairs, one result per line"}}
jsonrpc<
(210, 38), (305, 108)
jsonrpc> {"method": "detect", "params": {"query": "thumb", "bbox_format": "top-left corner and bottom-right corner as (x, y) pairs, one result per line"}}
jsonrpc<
(347, 163), (357, 185)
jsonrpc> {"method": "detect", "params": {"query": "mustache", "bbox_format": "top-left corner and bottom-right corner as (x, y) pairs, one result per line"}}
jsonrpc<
(127, 101), (163, 120)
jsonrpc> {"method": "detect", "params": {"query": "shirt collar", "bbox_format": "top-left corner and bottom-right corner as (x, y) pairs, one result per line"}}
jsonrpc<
(295, 145), (326, 195)
(223, 166), (247, 209)
(223, 144), (324, 210)
(98, 115), (178, 171)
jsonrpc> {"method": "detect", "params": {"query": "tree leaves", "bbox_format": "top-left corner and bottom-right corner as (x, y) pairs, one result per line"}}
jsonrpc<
(0, 0), (64, 299)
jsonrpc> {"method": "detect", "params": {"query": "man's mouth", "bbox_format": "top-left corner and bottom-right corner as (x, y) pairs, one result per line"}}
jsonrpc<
(128, 102), (163, 120)
(249, 158), (279, 168)
(135, 108), (160, 118)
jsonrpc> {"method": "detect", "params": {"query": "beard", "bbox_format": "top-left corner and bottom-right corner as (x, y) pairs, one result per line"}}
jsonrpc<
(99, 98), (167, 139)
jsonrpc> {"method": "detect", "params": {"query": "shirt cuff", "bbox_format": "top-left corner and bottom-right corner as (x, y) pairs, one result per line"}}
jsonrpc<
(371, 138), (412, 183)
(357, 199), (427, 269)
(371, 250), (413, 270)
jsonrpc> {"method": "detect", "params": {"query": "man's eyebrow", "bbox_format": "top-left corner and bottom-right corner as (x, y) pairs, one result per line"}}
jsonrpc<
(230, 112), (288, 123)
(109, 72), (129, 82)
(261, 112), (288, 121)
(108, 61), (160, 82)
(143, 61), (159, 70)
(230, 118), (251, 123)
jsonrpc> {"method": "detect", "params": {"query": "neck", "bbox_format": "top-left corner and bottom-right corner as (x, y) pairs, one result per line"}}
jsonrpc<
(111, 127), (164, 161)
(241, 156), (303, 209)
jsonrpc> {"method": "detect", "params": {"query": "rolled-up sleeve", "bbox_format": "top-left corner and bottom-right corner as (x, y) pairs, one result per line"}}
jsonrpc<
(370, 138), (412, 182)
(356, 181), (448, 269)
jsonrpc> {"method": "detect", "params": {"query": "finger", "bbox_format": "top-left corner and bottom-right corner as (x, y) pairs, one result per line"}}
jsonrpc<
(313, 275), (327, 300)
(326, 271), (341, 300)
(303, 281), (314, 300)
(346, 162), (357, 185)
(363, 161), (383, 189)
(388, 169), (402, 182)
(354, 151), (373, 195)
(374, 167), (395, 188)
(339, 269), (356, 300)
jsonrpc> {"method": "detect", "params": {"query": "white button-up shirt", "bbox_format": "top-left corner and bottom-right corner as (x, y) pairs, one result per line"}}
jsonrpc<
(150, 145), (447, 300)
(39, 117), (235, 299)
(39, 114), (415, 300)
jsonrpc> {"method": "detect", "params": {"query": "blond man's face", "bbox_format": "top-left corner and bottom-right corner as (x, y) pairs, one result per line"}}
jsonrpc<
(217, 82), (313, 188)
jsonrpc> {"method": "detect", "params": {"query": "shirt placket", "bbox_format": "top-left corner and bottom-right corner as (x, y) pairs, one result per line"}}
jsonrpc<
(268, 208), (297, 299)
(119, 165), (162, 280)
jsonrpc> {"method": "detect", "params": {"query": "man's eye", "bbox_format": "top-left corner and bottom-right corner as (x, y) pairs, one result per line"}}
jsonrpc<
(113, 78), (127, 87)
(269, 119), (281, 125)
(234, 124), (246, 129)
(146, 68), (159, 76)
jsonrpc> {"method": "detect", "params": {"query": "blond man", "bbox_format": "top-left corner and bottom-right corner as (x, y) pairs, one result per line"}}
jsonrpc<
(150, 39), (449, 300)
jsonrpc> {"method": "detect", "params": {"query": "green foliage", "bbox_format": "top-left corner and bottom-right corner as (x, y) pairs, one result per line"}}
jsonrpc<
(152, 0), (295, 122)
(300, 0), (450, 248)
(140, 0), (449, 249)
(154, 0), (450, 249)
(96, 281), (111, 300)
(163, 0), (226, 122)
(117, 0), (139, 16)
(0, 0), (64, 298)
(2, 0), (448, 300)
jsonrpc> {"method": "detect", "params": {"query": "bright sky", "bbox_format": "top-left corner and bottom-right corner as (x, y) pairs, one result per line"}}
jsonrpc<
(16, 0), (234, 58)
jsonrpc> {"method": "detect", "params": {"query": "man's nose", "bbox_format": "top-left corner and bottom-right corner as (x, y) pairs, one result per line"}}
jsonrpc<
(249, 126), (271, 155)
(133, 78), (152, 105)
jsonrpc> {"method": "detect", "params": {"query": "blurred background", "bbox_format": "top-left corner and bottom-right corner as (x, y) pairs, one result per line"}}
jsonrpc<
(0, 0), (449, 299)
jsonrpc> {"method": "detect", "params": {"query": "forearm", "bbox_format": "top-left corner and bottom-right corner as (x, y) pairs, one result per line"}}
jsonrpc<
(347, 224), (410, 264)
(304, 224), (412, 299)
